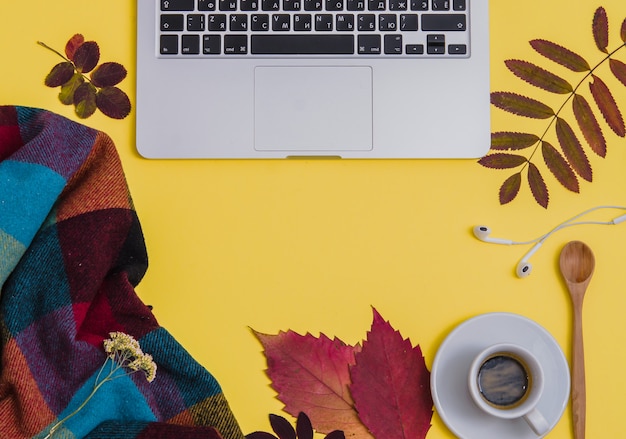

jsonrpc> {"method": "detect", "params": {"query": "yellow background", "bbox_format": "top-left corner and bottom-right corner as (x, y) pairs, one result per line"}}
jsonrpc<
(2, 1), (626, 437)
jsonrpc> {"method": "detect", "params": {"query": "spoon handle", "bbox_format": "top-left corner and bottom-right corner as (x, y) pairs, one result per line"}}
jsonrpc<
(572, 304), (586, 439)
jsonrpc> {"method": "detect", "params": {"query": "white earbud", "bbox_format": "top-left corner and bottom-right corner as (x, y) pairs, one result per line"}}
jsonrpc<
(515, 241), (543, 278)
(473, 205), (626, 278)
(472, 226), (514, 245)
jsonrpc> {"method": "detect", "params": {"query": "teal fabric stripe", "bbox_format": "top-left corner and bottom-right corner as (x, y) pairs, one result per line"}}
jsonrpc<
(0, 230), (26, 288)
(0, 160), (66, 245)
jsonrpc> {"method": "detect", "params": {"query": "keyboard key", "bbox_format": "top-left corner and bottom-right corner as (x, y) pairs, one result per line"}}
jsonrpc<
(449, 43), (466, 54)
(379, 14), (397, 31)
(326, 0), (344, 10)
(161, 14), (185, 31)
(294, 14), (313, 30)
(421, 14), (466, 31)
(304, 0), (323, 10)
(431, 0), (449, 10)
(182, 35), (200, 54)
(347, 0), (366, 10)
(357, 14), (376, 30)
(161, 0), (194, 11)
(400, 14), (418, 30)
(203, 35), (222, 53)
(453, 0), (466, 10)
(251, 35), (354, 54)
(219, 0), (238, 10)
(406, 43), (424, 54)
(283, 0), (302, 10)
(272, 14), (291, 30)
(208, 14), (227, 30)
(187, 14), (206, 31)
(427, 34), (445, 54)
(251, 14), (270, 30)
(336, 14), (355, 31)
(224, 35), (248, 54)
(357, 34), (381, 54)
(198, 0), (217, 10)
(160, 35), (178, 54)
(410, 0), (428, 10)
(230, 14), (249, 30)
(368, 0), (386, 10)
(384, 34), (402, 54)
(389, 0), (407, 10)
(315, 14), (333, 31)
(241, 0), (259, 10)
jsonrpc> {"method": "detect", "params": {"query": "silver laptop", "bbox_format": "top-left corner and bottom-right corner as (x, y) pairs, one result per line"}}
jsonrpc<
(136, 0), (490, 158)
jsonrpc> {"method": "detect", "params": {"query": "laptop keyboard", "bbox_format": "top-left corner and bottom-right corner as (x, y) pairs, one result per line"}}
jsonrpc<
(158, 0), (470, 57)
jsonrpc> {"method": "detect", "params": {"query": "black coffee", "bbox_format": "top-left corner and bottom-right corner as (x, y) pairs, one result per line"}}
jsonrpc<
(477, 354), (530, 408)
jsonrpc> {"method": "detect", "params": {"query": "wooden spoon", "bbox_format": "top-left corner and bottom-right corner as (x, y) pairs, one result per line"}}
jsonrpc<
(559, 241), (595, 439)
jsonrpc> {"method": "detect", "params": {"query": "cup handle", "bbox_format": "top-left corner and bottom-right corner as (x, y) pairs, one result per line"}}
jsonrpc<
(523, 408), (549, 436)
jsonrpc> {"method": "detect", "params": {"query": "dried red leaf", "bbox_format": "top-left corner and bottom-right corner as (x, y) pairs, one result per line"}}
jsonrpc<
(491, 132), (540, 150)
(325, 431), (346, 439)
(96, 87), (132, 119)
(541, 140), (579, 192)
(610, 58), (626, 87)
(529, 39), (590, 72)
(247, 432), (279, 439)
(73, 41), (100, 73)
(555, 117), (592, 182)
(270, 414), (296, 439)
(350, 309), (432, 439)
(253, 330), (371, 438)
(491, 92), (554, 119)
(296, 413), (313, 439)
(90, 62), (128, 87)
(621, 17), (626, 42)
(505, 59), (573, 94)
(44, 61), (75, 87)
(589, 75), (626, 137)
(527, 163), (549, 208)
(499, 172), (521, 205)
(478, 153), (527, 169)
(592, 7), (609, 53)
(572, 94), (606, 157)
(65, 33), (85, 60)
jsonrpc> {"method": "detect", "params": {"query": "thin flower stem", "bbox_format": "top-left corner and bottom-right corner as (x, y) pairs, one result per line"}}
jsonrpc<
(36, 40), (93, 85)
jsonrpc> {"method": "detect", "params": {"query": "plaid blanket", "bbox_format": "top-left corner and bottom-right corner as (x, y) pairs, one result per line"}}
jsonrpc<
(0, 106), (244, 439)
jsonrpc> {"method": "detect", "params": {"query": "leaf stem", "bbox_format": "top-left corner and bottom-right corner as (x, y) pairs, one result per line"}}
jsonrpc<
(525, 41), (626, 165)
(37, 40), (93, 85)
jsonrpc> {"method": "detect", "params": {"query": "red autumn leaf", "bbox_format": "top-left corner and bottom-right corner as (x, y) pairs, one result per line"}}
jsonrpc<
(572, 94), (606, 157)
(349, 309), (433, 439)
(270, 414), (296, 439)
(96, 87), (132, 119)
(555, 117), (592, 182)
(621, 17), (626, 42)
(73, 40), (100, 73)
(491, 132), (539, 150)
(592, 7), (609, 53)
(478, 153), (527, 169)
(541, 141), (579, 193)
(44, 62), (75, 87)
(527, 162), (549, 208)
(589, 75), (625, 137)
(253, 330), (372, 438)
(90, 62), (128, 87)
(505, 59), (572, 94)
(610, 58), (626, 87)
(529, 39), (590, 72)
(491, 92), (554, 119)
(296, 413), (314, 439)
(499, 172), (522, 205)
(65, 33), (85, 60)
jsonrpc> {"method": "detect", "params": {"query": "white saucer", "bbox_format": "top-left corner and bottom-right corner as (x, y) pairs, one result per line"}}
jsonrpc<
(430, 313), (570, 439)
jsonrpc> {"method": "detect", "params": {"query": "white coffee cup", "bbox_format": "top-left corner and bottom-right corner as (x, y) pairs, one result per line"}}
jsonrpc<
(468, 343), (549, 436)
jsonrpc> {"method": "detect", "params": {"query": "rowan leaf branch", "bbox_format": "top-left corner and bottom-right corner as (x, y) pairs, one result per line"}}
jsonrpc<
(480, 6), (626, 208)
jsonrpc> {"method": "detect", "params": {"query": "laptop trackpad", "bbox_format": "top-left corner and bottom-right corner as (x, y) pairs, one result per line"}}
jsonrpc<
(254, 66), (373, 153)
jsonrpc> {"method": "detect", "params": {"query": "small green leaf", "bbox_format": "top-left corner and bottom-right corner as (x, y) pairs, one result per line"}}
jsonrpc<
(572, 94), (606, 157)
(90, 62), (127, 87)
(589, 74), (626, 137)
(44, 61), (75, 87)
(490, 132), (539, 150)
(542, 140), (579, 192)
(610, 58), (626, 87)
(529, 39), (590, 72)
(96, 87), (131, 119)
(73, 41), (100, 73)
(65, 33), (84, 60)
(555, 117), (592, 182)
(73, 83), (97, 118)
(58, 72), (84, 105)
(491, 92), (554, 119)
(478, 153), (527, 169)
(499, 172), (521, 205)
(592, 7), (609, 53)
(505, 59), (573, 94)
(527, 163), (549, 208)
